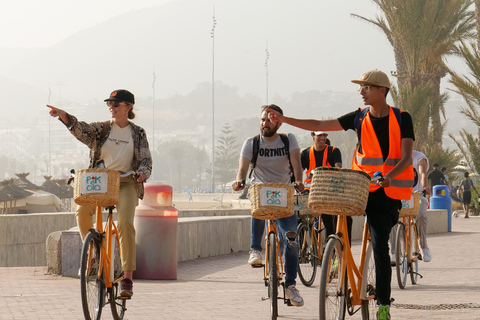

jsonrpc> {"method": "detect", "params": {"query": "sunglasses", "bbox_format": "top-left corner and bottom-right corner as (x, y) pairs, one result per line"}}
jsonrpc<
(106, 101), (129, 108)
(357, 85), (380, 93)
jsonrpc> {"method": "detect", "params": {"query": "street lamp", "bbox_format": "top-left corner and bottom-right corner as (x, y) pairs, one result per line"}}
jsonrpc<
(265, 42), (270, 104)
(210, 7), (217, 193)
(48, 84), (52, 176)
(152, 66), (156, 181)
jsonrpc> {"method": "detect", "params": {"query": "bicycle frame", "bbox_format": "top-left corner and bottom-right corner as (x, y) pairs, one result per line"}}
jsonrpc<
(336, 215), (372, 306)
(88, 206), (123, 289)
(401, 216), (421, 265)
(264, 219), (284, 282)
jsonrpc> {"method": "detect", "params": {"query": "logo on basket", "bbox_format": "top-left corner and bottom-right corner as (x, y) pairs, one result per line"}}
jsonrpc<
(266, 190), (282, 205)
(80, 171), (109, 195)
(327, 176), (345, 193)
(259, 186), (288, 208)
(86, 176), (102, 191)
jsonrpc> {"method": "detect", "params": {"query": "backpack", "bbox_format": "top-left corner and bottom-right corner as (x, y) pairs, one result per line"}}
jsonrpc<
(248, 133), (294, 182)
(353, 106), (402, 132)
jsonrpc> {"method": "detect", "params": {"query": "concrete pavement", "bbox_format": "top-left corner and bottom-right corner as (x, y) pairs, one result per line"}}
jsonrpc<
(1, 215), (479, 320)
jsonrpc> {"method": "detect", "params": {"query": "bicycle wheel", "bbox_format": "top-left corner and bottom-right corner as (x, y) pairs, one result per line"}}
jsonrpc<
(319, 238), (346, 320)
(410, 224), (419, 285)
(361, 240), (378, 320)
(268, 232), (278, 320)
(395, 223), (408, 289)
(297, 221), (317, 286)
(80, 231), (105, 320)
(110, 234), (126, 320)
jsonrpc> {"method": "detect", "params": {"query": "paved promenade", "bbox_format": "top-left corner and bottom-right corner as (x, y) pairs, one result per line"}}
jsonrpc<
(1, 215), (479, 320)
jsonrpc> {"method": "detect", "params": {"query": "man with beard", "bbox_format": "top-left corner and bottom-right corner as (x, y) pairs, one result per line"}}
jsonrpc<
(232, 104), (305, 307)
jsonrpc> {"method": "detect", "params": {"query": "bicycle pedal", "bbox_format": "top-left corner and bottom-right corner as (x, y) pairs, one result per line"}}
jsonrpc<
(250, 264), (264, 268)
(286, 299), (293, 306)
(119, 296), (131, 300)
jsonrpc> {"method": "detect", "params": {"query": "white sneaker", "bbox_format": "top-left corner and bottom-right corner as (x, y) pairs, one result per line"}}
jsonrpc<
(422, 247), (432, 262)
(285, 284), (304, 306)
(248, 250), (262, 265)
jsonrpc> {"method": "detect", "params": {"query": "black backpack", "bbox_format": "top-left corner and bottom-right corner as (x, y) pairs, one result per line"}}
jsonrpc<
(248, 133), (294, 182)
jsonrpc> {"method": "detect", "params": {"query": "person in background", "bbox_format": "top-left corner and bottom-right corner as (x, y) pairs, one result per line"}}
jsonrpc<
(390, 150), (432, 264)
(457, 171), (480, 219)
(232, 104), (305, 307)
(441, 166), (451, 189)
(428, 163), (444, 190)
(47, 89), (152, 298)
(266, 69), (414, 320)
(300, 131), (350, 240)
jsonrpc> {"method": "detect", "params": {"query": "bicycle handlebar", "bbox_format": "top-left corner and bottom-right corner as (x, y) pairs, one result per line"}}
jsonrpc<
(371, 171), (384, 182)
(67, 169), (138, 186)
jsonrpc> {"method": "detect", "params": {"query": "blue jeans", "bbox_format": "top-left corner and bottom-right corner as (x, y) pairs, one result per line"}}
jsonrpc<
(250, 214), (299, 286)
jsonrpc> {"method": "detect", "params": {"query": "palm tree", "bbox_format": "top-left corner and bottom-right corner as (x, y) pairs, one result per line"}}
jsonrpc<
(353, 0), (474, 149)
(449, 38), (480, 174)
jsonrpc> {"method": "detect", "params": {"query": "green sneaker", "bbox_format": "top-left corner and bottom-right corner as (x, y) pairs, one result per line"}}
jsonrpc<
(377, 305), (390, 320)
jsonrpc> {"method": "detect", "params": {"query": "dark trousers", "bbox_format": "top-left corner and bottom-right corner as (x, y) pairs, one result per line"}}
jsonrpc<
(322, 214), (353, 245)
(366, 188), (401, 306)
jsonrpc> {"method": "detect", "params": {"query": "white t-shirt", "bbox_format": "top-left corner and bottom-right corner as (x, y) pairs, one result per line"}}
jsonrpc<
(412, 150), (429, 194)
(240, 133), (299, 184)
(100, 122), (134, 172)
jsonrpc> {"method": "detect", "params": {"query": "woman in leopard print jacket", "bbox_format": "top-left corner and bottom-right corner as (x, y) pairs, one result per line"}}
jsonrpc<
(47, 89), (152, 298)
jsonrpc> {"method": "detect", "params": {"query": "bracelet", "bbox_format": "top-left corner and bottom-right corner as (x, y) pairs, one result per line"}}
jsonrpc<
(294, 180), (302, 184)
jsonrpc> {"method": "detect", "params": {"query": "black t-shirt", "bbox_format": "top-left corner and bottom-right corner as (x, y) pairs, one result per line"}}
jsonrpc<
(337, 108), (415, 161)
(428, 169), (445, 188)
(301, 145), (342, 170)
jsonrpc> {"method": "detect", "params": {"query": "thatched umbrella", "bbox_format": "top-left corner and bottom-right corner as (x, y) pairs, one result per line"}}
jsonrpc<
(13, 172), (40, 190)
(0, 179), (33, 214)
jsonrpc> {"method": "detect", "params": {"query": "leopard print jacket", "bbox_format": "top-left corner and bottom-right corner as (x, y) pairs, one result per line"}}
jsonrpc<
(61, 114), (152, 199)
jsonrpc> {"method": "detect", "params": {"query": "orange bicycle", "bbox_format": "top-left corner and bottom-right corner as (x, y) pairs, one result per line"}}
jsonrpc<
(296, 192), (326, 286)
(248, 181), (297, 320)
(395, 191), (424, 289)
(71, 168), (136, 320)
(309, 167), (379, 320)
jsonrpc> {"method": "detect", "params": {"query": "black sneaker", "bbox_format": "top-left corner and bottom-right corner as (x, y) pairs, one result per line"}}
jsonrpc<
(120, 278), (133, 298)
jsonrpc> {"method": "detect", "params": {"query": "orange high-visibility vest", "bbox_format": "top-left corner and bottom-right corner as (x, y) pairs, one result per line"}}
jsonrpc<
(351, 106), (413, 200)
(304, 145), (336, 186)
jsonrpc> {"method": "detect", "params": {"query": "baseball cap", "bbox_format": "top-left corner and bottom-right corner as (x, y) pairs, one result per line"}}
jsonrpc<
(313, 131), (328, 136)
(351, 69), (390, 89)
(104, 89), (135, 104)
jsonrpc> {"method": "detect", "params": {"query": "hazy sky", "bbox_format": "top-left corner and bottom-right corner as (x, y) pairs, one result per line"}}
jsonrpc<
(0, 0), (467, 108)
(1, 0), (171, 48)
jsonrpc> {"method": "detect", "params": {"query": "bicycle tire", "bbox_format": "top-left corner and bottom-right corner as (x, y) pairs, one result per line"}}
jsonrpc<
(361, 240), (378, 319)
(297, 221), (317, 287)
(410, 224), (419, 285)
(319, 238), (346, 320)
(268, 232), (278, 320)
(80, 231), (105, 320)
(395, 223), (407, 289)
(110, 233), (126, 320)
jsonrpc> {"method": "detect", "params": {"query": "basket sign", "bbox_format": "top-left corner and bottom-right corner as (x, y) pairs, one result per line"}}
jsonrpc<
(80, 171), (109, 194)
(401, 194), (414, 208)
(259, 186), (288, 207)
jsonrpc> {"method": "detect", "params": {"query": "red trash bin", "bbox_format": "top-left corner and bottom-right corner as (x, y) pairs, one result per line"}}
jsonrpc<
(134, 183), (178, 279)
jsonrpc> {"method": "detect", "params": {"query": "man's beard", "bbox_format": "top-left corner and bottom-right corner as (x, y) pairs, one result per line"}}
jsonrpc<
(261, 123), (279, 137)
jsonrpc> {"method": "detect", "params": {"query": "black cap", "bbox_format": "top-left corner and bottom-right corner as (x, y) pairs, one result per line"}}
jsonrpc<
(104, 89), (135, 104)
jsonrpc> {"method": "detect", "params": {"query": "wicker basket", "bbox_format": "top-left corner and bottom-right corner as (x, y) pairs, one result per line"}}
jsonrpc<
(74, 168), (120, 207)
(308, 167), (371, 216)
(399, 192), (420, 217)
(250, 183), (294, 220)
(295, 193), (315, 216)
